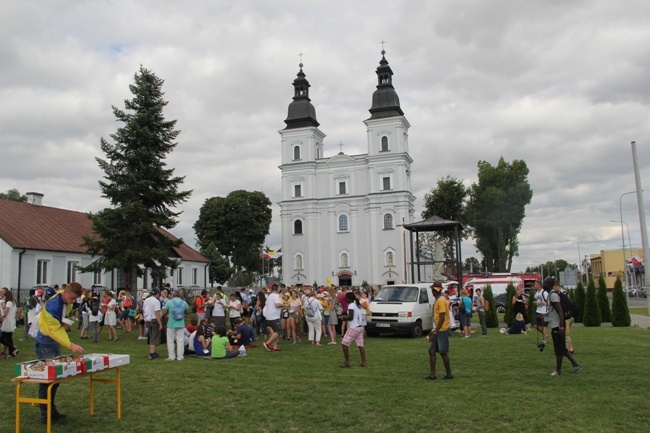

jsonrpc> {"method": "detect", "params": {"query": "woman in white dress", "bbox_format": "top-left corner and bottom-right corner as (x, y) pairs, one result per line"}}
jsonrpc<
(104, 291), (118, 341)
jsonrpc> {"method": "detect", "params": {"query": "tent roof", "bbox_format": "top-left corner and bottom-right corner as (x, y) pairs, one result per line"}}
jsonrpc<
(403, 215), (464, 232)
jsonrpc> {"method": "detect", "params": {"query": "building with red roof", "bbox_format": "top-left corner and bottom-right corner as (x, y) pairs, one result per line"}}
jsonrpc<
(0, 193), (209, 298)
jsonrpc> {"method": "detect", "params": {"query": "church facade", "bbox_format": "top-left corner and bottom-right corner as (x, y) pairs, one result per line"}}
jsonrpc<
(278, 53), (415, 287)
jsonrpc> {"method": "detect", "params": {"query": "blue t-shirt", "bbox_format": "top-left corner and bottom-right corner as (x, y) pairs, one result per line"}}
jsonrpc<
(461, 296), (472, 315)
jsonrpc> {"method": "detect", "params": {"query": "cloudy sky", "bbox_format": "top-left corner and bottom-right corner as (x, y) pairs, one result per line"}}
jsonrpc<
(2, 0), (650, 273)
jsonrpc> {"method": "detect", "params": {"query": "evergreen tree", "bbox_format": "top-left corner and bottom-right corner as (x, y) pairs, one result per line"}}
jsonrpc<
(574, 281), (586, 323)
(597, 275), (612, 322)
(582, 277), (602, 327)
(503, 283), (517, 327)
(81, 66), (192, 289)
(483, 285), (499, 328)
(611, 276), (631, 327)
(527, 287), (536, 323)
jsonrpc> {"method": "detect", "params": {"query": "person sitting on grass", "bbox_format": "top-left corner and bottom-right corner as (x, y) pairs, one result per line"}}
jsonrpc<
(500, 313), (527, 335)
(227, 317), (252, 347)
(211, 325), (240, 359)
(193, 323), (211, 356)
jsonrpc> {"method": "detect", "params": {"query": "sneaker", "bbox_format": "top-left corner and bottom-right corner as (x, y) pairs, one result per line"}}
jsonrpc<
(551, 370), (560, 376)
(263, 343), (272, 352)
(273, 347), (281, 352)
(165, 358), (176, 361)
(538, 341), (546, 352)
(571, 365), (581, 374)
(441, 375), (454, 380)
(148, 353), (159, 360)
(52, 412), (67, 421)
(328, 341), (337, 345)
(500, 328), (506, 334)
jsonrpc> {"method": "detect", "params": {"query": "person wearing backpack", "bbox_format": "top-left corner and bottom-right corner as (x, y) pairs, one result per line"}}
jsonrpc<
(545, 277), (581, 376)
(533, 280), (549, 351)
(163, 290), (189, 361)
(459, 289), (472, 339)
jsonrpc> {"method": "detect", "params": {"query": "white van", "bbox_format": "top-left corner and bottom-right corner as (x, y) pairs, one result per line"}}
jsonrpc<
(366, 281), (458, 338)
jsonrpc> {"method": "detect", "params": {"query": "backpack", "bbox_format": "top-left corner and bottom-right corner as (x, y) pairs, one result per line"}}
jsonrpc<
(555, 290), (580, 320)
(171, 299), (185, 321)
(90, 299), (99, 316)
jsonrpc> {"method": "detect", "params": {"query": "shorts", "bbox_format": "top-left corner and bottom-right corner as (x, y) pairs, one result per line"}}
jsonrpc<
(147, 321), (162, 346)
(267, 319), (282, 334)
(536, 313), (549, 328)
(341, 326), (365, 347)
(428, 330), (450, 354)
(551, 327), (567, 357)
(460, 313), (472, 328)
(118, 308), (130, 320)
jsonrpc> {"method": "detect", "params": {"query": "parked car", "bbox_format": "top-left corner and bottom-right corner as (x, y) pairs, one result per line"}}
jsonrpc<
(627, 287), (638, 297)
(637, 287), (648, 298)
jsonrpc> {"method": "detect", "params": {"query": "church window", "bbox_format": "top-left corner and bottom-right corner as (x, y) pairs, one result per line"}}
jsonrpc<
(338, 181), (347, 195)
(383, 214), (394, 229)
(294, 219), (303, 235)
(293, 145), (301, 160)
(381, 136), (389, 152)
(338, 215), (349, 232)
(382, 176), (391, 191)
(294, 184), (302, 198)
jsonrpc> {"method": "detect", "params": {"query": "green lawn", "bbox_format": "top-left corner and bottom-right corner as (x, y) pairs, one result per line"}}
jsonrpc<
(630, 306), (649, 316)
(1, 324), (649, 433)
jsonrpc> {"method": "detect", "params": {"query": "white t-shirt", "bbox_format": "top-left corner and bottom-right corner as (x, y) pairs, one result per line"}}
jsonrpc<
(228, 299), (241, 318)
(535, 290), (549, 314)
(212, 297), (227, 317)
(348, 302), (367, 328)
(263, 292), (282, 320)
(302, 297), (322, 321)
(143, 296), (161, 322)
(1, 300), (17, 333)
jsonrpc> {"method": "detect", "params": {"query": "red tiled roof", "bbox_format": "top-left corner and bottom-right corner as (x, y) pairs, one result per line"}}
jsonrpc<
(0, 199), (209, 262)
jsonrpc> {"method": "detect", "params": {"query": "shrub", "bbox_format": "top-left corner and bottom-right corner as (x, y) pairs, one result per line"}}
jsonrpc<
(483, 285), (499, 328)
(527, 287), (536, 323)
(574, 281), (586, 323)
(583, 277), (602, 327)
(503, 283), (517, 327)
(597, 275), (612, 322)
(611, 276), (631, 327)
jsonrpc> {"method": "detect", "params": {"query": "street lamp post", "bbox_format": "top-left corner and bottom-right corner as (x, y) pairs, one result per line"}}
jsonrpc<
(611, 220), (636, 287)
(567, 239), (582, 284)
(618, 191), (637, 293)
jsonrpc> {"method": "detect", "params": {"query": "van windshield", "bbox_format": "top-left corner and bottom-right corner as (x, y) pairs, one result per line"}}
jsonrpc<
(375, 286), (419, 302)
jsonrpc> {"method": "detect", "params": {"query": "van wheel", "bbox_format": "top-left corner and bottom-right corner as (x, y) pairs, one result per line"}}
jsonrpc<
(411, 321), (423, 338)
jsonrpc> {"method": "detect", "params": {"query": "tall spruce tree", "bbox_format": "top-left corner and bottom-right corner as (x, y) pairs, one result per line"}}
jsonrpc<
(611, 276), (631, 326)
(483, 285), (499, 328)
(597, 275), (612, 322)
(582, 277), (602, 327)
(81, 66), (192, 290)
(503, 283), (517, 327)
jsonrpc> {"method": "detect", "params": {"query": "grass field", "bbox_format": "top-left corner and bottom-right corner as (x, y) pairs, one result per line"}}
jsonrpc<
(1, 323), (649, 433)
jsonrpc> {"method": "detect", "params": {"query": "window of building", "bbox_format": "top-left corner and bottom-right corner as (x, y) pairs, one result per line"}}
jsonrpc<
(36, 259), (49, 285)
(177, 267), (183, 285)
(293, 145), (301, 160)
(338, 215), (349, 232)
(294, 219), (303, 234)
(294, 184), (302, 198)
(338, 181), (347, 195)
(383, 214), (394, 229)
(382, 176), (391, 190)
(192, 268), (198, 285)
(340, 252), (349, 268)
(381, 136), (389, 151)
(67, 261), (79, 283)
(93, 270), (102, 285)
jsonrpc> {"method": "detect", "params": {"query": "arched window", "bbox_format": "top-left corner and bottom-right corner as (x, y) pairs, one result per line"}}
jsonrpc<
(294, 219), (303, 235)
(386, 252), (394, 267)
(381, 136), (389, 151)
(293, 145), (301, 160)
(295, 254), (303, 270)
(340, 252), (349, 268)
(338, 215), (349, 232)
(383, 213), (393, 229)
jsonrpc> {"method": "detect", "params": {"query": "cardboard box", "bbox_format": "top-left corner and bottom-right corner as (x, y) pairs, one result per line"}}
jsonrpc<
(15, 357), (86, 380)
(84, 354), (110, 373)
(107, 354), (130, 368)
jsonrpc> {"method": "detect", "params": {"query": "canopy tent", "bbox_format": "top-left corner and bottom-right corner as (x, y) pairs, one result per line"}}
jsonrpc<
(403, 215), (464, 284)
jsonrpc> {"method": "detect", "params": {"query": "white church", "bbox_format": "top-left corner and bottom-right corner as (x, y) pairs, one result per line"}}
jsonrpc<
(279, 52), (415, 287)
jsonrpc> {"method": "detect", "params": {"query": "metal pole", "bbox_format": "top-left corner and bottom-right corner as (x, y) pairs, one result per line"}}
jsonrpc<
(630, 141), (650, 313)
(567, 240), (582, 283)
(619, 191), (636, 298)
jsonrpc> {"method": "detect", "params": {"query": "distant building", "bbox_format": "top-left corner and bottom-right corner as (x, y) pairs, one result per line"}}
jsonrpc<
(278, 52), (415, 286)
(590, 248), (644, 288)
(0, 193), (209, 298)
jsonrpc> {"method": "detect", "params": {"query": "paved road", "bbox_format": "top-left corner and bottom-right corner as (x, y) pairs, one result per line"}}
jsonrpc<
(631, 314), (650, 329)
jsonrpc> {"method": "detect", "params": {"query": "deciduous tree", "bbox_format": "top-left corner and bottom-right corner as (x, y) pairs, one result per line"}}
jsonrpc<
(0, 188), (27, 202)
(466, 157), (532, 272)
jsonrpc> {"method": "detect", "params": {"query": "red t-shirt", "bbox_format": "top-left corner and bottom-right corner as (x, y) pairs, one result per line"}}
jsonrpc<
(195, 296), (205, 314)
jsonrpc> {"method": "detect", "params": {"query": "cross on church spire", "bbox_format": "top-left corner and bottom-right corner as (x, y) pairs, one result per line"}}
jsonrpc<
(380, 39), (387, 55)
(338, 141), (344, 153)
